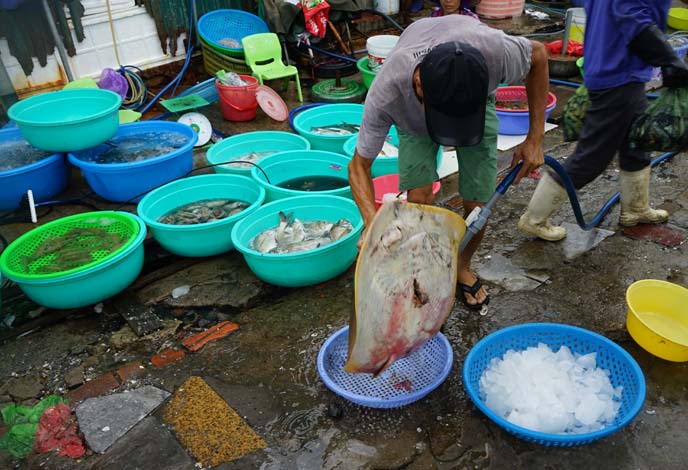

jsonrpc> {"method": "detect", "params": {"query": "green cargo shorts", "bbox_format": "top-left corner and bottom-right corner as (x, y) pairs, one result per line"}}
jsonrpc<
(397, 96), (498, 203)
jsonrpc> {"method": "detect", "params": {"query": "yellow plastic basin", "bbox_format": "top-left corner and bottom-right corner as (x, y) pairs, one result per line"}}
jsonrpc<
(668, 8), (688, 31)
(626, 279), (688, 362)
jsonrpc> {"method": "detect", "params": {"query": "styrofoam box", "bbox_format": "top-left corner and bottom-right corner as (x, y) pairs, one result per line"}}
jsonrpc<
(1, 4), (187, 96)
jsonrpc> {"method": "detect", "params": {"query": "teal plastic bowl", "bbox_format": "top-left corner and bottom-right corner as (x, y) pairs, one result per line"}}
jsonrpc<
(231, 195), (363, 287)
(206, 131), (311, 177)
(250, 150), (352, 202)
(8, 89), (122, 152)
(342, 126), (444, 177)
(292, 104), (364, 154)
(137, 174), (266, 257)
(0, 212), (146, 309)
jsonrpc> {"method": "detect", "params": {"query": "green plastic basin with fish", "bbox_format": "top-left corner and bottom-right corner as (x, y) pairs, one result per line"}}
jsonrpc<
(251, 150), (353, 202)
(231, 195), (363, 287)
(343, 126), (444, 177)
(0, 211), (146, 309)
(8, 89), (122, 152)
(137, 174), (266, 257)
(205, 131), (311, 177)
(292, 104), (364, 154)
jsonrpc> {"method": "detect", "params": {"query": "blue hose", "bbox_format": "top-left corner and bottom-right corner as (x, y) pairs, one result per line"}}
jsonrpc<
(459, 151), (678, 253)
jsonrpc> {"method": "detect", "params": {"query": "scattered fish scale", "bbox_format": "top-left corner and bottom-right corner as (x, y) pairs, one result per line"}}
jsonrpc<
(158, 199), (249, 225)
(310, 123), (361, 135)
(0, 140), (52, 172)
(250, 211), (354, 254)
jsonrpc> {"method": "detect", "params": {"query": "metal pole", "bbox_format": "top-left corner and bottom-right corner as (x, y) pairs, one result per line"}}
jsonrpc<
(41, 0), (74, 82)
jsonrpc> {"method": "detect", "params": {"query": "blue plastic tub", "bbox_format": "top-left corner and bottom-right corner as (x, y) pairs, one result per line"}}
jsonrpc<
(0, 211), (146, 309)
(8, 89), (121, 152)
(206, 131), (311, 177)
(178, 77), (219, 103)
(0, 128), (69, 211)
(342, 126), (444, 178)
(462, 323), (646, 447)
(292, 104), (364, 154)
(137, 174), (266, 257)
(250, 150), (352, 202)
(497, 102), (557, 135)
(231, 195), (363, 287)
(68, 121), (197, 203)
(317, 326), (454, 408)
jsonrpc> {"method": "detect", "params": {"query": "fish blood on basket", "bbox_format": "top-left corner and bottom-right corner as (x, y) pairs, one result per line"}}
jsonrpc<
(251, 211), (353, 254)
(310, 123), (361, 136)
(479, 343), (623, 434)
(346, 201), (466, 376)
(157, 199), (250, 225)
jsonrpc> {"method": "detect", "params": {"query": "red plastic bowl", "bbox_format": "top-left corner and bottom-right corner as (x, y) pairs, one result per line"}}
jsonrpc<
(495, 86), (557, 113)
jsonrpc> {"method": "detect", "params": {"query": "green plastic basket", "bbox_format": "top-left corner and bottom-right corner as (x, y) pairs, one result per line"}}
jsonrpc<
(0, 211), (140, 280)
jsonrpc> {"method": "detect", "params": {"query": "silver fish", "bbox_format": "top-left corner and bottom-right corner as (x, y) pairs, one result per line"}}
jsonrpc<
(310, 123), (361, 136)
(330, 219), (354, 241)
(252, 229), (278, 253)
(275, 212), (306, 245)
(158, 199), (249, 225)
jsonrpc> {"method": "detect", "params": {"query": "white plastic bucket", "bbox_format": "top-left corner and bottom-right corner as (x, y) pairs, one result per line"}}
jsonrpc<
(476, 0), (525, 19)
(367, 35), (400, 73)
(374, 0), (400, 15)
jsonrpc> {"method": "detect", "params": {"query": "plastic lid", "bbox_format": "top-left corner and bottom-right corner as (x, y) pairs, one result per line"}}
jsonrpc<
(256, 85), (288, 122)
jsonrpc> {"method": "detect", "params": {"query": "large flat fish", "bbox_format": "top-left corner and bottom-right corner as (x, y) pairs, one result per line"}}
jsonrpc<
(345, 201), (466, 376)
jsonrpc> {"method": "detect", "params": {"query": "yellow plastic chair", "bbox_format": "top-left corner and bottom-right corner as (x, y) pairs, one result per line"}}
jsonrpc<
(242, 33), (303, 102)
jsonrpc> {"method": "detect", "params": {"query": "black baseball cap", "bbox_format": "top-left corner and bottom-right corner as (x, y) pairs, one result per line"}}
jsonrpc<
(419, 42), (489, 147)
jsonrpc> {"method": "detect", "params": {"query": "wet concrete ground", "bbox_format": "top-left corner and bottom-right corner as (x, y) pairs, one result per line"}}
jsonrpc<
(2, 7), (688, 469)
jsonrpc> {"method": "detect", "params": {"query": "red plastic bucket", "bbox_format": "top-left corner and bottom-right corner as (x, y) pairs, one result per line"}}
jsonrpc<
(373, 173), (441, 209)
(216, 76), (259, 122)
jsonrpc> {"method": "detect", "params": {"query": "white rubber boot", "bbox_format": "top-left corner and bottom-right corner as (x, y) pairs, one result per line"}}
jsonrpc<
(619, 167), (669, 226)
(518, 172), (569, 241)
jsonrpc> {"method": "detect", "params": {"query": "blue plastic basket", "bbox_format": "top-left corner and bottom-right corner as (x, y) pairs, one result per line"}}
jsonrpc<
(462, 323), (646, 447)
(197, 9), (269, 57)
(317, 326), (454, 408)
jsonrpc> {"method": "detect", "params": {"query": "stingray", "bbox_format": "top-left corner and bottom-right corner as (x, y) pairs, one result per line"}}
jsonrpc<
(345, 201), (466, 376)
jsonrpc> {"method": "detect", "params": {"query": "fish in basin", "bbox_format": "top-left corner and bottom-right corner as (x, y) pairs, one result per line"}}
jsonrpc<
(345, 201), (466, 376)
(310, 123), (361, 136)
(251, 212), (354, 254)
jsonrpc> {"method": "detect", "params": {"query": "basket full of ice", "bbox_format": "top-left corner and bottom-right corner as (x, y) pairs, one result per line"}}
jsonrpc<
(462, 323), (646, 446)
(68, 121), (197, 203)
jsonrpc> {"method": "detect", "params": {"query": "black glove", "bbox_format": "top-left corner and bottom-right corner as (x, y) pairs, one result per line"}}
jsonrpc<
(629, 24), (688, 88)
